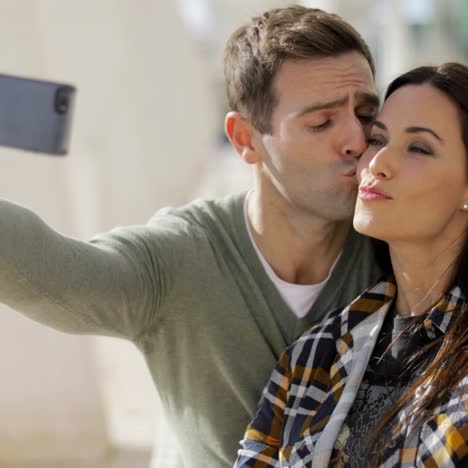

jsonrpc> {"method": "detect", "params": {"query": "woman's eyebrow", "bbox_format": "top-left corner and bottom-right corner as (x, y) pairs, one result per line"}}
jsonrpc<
(371, 120), (443, 142)
(406, 126), (443, 142)
(372, 120), (386, 130)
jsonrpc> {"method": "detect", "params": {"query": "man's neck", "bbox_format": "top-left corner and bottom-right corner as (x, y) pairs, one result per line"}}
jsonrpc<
(247, 190), (351, 285)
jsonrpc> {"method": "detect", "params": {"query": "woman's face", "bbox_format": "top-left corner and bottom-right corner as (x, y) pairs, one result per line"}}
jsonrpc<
(354, 83), (468, 244)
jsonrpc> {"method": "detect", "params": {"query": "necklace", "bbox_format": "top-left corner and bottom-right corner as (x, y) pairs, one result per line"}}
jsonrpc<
(398, 256), (456, 317)
(405, 277), (443, 317)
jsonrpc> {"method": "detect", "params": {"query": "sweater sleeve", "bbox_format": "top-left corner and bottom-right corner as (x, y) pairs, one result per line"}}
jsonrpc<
(234, 350), (291, 467)
(0, 199), (185, 340)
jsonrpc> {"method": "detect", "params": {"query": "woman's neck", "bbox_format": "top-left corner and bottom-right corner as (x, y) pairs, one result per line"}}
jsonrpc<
(390, 238), (463, 317)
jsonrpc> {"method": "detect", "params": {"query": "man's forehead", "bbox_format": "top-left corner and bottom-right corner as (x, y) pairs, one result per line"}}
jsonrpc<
(273, 55), (376, 106)
(275, 53), (374, 83)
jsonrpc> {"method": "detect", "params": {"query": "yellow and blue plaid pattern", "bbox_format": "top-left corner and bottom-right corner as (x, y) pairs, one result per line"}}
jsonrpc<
(235, 278), (468, 467)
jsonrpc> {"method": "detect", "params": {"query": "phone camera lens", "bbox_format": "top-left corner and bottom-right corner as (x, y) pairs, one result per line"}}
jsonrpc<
(55, 86), (72, 114)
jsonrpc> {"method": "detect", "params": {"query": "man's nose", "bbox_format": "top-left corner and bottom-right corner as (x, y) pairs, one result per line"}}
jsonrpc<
(340, 116), (368, 159)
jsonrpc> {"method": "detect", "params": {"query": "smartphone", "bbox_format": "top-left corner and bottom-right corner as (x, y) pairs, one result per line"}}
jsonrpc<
(0, 74), (76, 155)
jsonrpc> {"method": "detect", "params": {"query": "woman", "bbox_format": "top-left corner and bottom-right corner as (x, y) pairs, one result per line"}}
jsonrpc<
(235, 63), (468, 467)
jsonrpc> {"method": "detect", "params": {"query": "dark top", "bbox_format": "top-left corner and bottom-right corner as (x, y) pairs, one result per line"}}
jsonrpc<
(331, 304), (442, 467)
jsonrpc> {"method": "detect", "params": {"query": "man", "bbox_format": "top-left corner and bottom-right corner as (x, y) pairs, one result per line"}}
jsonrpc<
(0, 5), (382, 467)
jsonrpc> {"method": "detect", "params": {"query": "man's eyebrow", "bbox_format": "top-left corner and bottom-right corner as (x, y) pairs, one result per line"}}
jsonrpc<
(296, 92), (379, 117)
(357, 92), (380, 109)
(296, 96), (348, 117)
(371, 120), (443, 142)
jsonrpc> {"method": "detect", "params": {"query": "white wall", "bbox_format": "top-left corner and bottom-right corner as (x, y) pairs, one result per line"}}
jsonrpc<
(0, 0), (216, 463)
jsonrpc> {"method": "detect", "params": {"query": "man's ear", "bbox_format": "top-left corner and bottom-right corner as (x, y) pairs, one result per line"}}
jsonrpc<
(224, 112), (261, 165)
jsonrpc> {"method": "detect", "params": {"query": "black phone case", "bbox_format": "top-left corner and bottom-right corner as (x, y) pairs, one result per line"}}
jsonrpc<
(0, 74), (76, 155)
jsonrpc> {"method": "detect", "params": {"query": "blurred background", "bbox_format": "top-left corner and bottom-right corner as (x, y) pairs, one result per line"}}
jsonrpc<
(0, 0), (466, 467)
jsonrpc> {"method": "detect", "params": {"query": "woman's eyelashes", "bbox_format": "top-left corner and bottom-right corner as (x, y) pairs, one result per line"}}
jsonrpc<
(367, 134), (386, 147)
(366, 134), (434, 156)
(408, 142), (434, 155)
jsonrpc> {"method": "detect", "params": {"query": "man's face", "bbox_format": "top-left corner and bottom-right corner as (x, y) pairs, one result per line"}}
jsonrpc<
(253, 51), (377, 221)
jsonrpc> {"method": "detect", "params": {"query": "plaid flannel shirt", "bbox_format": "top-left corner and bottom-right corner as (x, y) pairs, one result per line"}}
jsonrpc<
(235, 278), (468, 467)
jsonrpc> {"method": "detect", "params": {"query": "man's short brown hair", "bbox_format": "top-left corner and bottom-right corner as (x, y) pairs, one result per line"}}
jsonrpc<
(224, 5), (375, 134)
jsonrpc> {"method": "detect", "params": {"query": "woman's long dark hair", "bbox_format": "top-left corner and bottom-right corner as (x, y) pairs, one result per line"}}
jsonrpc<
(371, 63), (468, 447)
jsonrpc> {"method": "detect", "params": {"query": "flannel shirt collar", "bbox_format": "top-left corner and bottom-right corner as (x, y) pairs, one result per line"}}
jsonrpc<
(345, 275), (465, 337)
(426, 283), (465, 334)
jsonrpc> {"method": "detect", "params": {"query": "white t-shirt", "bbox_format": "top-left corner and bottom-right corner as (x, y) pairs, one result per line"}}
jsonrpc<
(244, 192), (342, 318)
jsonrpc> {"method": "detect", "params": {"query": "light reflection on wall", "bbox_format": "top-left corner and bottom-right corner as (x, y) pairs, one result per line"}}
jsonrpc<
(176, 0), (214, 41)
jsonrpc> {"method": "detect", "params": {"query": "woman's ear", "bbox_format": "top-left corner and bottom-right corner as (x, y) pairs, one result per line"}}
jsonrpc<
(224, 112), (261, 165)
(462, 183), (468, 211)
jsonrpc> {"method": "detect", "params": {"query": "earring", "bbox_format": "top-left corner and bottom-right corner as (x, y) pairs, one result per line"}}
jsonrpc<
(464, 203), (468, 210)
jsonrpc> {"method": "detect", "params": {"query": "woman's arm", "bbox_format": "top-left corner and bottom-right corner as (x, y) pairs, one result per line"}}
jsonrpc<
(234, 350), (291, 467)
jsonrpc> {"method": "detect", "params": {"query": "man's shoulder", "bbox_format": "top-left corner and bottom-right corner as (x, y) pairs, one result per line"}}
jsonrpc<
(148, 192), (247, 229)
(91, 193), (248, 261)
(121, 191), (251, 258)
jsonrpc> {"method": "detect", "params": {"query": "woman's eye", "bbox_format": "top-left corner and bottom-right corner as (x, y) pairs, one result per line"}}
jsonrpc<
(409, 144), (433, 155)
(367, 135), (385, 147)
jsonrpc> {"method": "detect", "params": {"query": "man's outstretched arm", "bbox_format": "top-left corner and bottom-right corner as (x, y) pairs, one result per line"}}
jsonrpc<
(0, 199), (162, 340)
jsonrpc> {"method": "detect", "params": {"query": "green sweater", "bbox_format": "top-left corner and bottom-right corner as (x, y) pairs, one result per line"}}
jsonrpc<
(0, 193), (382, 467)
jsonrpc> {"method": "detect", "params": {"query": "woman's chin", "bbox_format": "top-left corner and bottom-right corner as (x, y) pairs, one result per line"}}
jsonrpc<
(353, 216), (388, 241)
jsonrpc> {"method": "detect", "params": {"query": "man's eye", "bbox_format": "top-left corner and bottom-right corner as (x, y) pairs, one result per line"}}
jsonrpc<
(308, 120), (330, 131)
(357, 114), (376, 123)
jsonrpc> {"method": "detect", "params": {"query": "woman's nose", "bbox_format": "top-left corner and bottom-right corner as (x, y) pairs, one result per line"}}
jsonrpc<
(368, 149), (393, 179)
